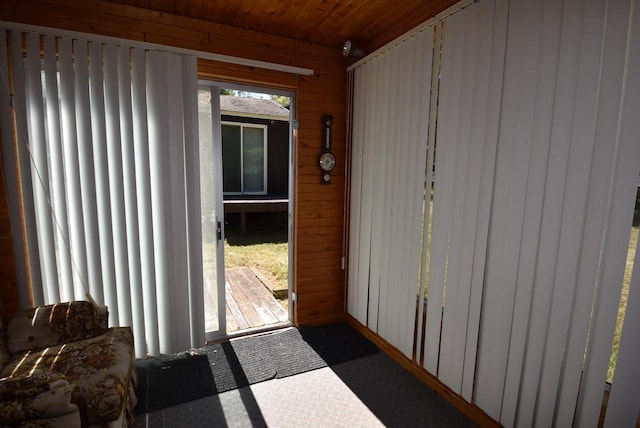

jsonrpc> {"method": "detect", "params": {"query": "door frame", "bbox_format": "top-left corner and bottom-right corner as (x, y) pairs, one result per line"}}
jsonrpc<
(200, 80), (296, 341)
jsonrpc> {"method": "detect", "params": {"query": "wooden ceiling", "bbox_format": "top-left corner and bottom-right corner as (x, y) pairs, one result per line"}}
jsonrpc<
(104, 0), (459, 52)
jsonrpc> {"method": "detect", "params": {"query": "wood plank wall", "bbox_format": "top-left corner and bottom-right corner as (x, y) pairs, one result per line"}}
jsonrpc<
(0, 152), (18, 320)
(0, 0), (349, 325)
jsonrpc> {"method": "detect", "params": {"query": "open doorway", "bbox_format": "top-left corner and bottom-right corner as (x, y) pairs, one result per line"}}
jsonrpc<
(198, 83), (294, 340)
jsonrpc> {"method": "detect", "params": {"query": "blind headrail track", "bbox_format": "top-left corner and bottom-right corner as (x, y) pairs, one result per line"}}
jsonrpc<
(0, 21), (315, 77)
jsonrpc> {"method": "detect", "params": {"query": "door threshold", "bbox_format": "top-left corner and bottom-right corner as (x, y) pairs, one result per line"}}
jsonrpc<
(206, 321), (292, 345)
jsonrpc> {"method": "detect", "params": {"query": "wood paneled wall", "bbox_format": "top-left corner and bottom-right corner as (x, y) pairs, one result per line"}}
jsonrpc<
(0, 0), (348, 325)
(0, 152), (18, 320)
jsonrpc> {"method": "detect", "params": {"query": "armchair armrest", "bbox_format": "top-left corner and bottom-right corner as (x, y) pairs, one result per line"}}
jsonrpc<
(0, 370), (80, 424)
(6, 301), (109, 354)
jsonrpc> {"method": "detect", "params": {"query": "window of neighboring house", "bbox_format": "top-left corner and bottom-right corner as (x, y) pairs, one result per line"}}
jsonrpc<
(222, 122), (268, 195)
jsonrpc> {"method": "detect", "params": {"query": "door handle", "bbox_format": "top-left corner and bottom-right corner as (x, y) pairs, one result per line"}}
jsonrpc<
(217, 221), (222, 242)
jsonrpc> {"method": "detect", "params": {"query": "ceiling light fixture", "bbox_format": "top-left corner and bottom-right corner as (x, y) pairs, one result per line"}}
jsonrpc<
(342, 40), (365, 57)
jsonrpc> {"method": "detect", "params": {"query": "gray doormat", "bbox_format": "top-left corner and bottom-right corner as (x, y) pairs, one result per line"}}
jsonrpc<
(135, 322), (378, 413)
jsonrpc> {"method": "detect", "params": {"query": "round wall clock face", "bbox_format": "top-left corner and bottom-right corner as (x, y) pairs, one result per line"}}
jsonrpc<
(319, 152), (336, 171)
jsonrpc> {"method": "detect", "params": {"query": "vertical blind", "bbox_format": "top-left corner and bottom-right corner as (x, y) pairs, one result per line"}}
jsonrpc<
(0, 28), (205, 358)
(347, 0), (640, 426)
(348, 26), (433, 357)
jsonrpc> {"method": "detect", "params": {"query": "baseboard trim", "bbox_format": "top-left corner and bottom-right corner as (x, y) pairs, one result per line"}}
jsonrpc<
(345, 315), (502, 428)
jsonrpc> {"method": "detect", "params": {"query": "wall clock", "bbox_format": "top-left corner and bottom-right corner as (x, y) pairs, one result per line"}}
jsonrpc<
(319, 114), (335, 184)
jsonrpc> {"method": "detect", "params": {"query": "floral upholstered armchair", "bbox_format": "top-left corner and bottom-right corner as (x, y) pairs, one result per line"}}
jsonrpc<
(0, 301), (137, 427)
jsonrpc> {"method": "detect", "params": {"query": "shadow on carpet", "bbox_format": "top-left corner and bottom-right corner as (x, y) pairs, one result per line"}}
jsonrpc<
(134, 322), (378, 413)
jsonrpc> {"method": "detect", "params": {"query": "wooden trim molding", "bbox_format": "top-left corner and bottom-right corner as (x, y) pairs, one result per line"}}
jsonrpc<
(345, 314), (502, 428)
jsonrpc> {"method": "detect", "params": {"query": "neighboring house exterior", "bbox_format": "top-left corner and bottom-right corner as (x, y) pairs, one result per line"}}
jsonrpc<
(220, 95), (290, 199)
(219, 95), (290, 233)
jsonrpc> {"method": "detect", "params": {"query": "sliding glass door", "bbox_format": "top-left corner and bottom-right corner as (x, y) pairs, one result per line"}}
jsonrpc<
(199, 82), (295, 339)
(198, 84), (227, 340)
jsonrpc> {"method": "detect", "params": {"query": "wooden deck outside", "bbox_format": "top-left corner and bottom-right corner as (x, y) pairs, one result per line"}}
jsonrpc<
(204, 266), (289, 334)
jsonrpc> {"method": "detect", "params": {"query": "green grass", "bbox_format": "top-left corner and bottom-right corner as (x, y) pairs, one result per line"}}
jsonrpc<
(608, 226), (637, 383)
(416, 195), (434, 299)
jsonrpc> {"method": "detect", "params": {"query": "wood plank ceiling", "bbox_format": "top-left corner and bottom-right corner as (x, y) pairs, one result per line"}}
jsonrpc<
(103, 0), (459, 52)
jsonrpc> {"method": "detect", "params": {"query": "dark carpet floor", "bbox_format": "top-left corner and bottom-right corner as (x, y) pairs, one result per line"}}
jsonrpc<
(132, 350), (478, 428)
(134, 323), (379, 413)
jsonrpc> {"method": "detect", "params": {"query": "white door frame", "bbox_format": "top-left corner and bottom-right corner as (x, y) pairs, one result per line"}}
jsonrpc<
(201, 81), (295, 340)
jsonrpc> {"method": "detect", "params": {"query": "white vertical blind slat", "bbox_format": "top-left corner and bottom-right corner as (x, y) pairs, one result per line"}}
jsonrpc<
(374, 54), (390, 337)
(73, 39), (103, 302)
(182, 54), (206, 349)
(379, 44), (402, 346)
(43, 35), (74, 301)
(474, 0), (544, 418)
(166, 53), (191, 353)
(103, 44), (127, 325)
(380, 39), (407, 354)
(406, 35), (428, 356)
(347, 67), (365, 322)
(425, 24), (442, 363)
(366, 59), (382, 331)
(440, 0), (497, 395)
(393, 36), (418, 357)
(358, 65), (369, 326)
(374, 52), (392, 335)
(599, 5), (640, 427)
(576, 2), (640, 425)
(89, 41), (117, 312)
(386, 48), (403, 342)
(349, 67), (363, 323)
(59, 37), (89, 300)
(423, 16), (455, 376)
(115, 46), (136, 328)
(393, 43), (409, 349)
(417, 29), (433, 332)
(553, 0), (607, 424)
(374, 54), (393, 334)
(416, 24), (439, 366)
(406, 31), (432, 361)
(117, 44), (141, 348)
(357, 63), (375, 329)
(507, 0), (564, 423)
(147, 50), (173, 353)
(131, 47), (160, 356)
(573, 0), (636, 425)
(439, 5), (477, 392)
(427, 11), (466, 377)
(26, 33), (61, 303)
(529, 0), (590, 424)
(463, 0), (509, 401)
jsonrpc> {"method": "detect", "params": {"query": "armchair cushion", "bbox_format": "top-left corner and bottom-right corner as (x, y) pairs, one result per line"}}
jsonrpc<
(2, 302), (135, 426)
(1, 327), (134, 425)
(6, 301), (108, 355)
(0, 369), (80, 425)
